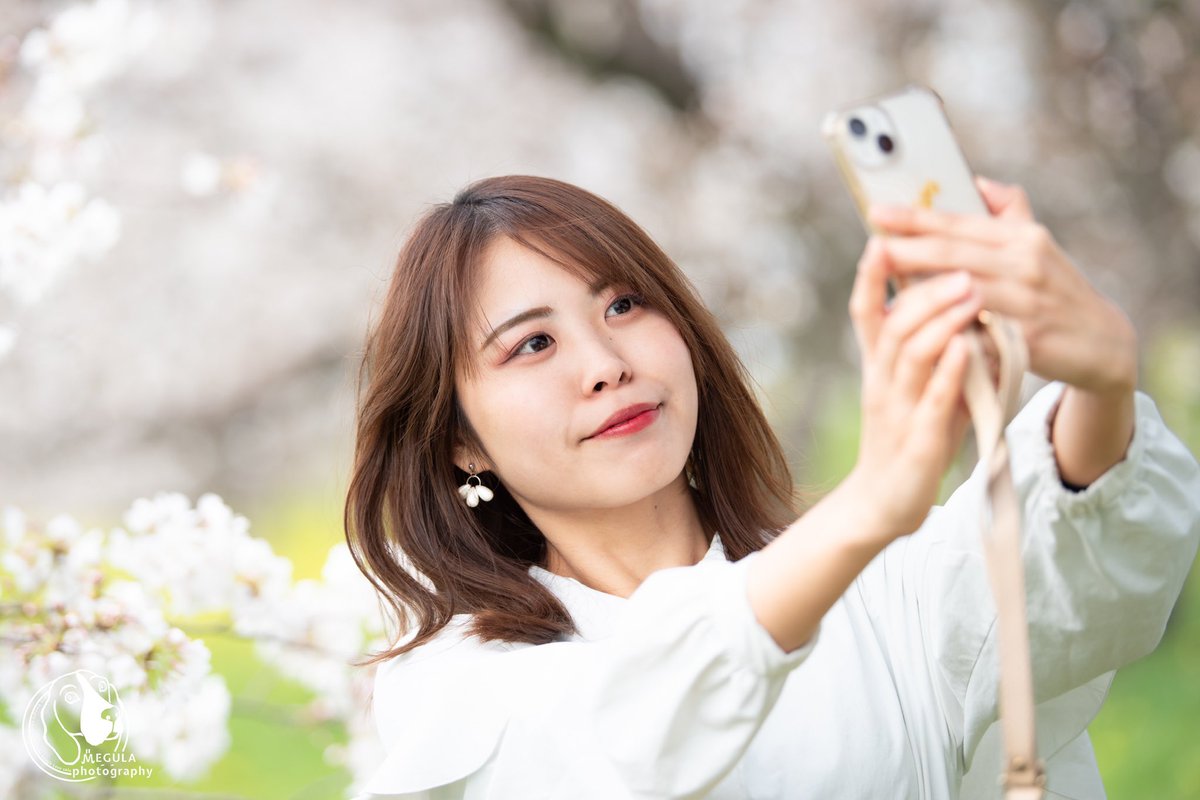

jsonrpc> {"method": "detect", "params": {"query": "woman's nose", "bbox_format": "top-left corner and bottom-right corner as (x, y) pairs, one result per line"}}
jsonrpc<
(580, 334), (632, 393)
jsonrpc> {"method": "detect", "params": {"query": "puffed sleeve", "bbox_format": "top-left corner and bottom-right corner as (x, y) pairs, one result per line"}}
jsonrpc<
(360, 550), (819, 799)
(854, 381), (1200, 784)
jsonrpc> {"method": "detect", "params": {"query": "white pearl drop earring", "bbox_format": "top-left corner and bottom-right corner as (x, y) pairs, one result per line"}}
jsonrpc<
(458, 463), (494, 508)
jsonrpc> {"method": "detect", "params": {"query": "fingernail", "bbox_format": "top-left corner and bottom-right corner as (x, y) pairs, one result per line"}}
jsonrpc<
(864, 235), (886, 260)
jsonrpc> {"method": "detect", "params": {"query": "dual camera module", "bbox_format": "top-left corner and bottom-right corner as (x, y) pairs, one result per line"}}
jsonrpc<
(840, 106), (898, 169)
(848, 116), (894, 154)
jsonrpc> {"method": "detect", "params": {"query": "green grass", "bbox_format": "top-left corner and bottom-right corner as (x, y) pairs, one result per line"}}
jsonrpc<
(1090, 569), (1200, 798)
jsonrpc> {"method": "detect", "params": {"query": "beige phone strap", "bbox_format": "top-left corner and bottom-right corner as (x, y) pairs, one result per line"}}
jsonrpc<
(961, 310), (1046, 799)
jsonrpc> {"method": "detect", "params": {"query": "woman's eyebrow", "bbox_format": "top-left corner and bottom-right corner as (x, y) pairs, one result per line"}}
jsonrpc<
(479, 307), (552, 352)
(478, 277), (615, 352)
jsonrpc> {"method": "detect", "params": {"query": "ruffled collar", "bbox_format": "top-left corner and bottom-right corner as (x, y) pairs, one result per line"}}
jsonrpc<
(527, 532), (728, 641)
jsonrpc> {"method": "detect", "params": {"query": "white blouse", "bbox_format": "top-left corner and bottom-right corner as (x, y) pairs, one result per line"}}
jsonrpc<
(361, 382), (1200, 799)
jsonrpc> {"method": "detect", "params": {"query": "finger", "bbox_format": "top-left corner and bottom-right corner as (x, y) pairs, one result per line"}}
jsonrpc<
(913, 333), (970, 441)
(974, 176), (1034, 221)
(970, 275), (1040, 320)
(892, 291), (982, 402)
(849, 236), (890, 353)
(868, 203), (1022, 246)
(883, 235), (1015, 279)
(873, 271), (973, 380)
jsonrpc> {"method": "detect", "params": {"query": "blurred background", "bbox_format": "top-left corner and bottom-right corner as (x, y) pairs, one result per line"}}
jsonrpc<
(1, 0), (1197, 797)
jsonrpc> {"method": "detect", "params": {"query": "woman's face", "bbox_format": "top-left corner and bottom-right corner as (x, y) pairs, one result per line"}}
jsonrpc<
(454, 235), (698, 512)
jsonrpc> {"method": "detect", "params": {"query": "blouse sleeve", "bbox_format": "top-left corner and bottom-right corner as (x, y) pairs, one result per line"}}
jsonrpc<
(360, 551), (819, 799)
(854, 381), (1200, 779)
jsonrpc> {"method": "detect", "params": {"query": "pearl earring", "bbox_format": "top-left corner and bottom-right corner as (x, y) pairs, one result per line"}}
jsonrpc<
(458, 463), (494, 508)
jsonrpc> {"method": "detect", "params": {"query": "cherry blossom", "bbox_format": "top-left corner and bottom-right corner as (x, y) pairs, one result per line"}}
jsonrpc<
(1, 492), (386, 795)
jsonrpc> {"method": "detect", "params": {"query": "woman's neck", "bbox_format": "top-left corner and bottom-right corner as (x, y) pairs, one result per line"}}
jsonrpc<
(534, 476), (710, 599)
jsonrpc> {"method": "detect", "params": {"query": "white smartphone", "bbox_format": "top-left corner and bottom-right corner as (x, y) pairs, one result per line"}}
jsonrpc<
(822, 84), (988, 237)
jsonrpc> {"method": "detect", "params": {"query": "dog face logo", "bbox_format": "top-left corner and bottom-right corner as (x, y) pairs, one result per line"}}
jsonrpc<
(917, 179), (941, 209)
(22, 670), (129, 782)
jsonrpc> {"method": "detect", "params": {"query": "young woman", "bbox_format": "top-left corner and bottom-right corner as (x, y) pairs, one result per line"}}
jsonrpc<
(344, 174), (1199, 799)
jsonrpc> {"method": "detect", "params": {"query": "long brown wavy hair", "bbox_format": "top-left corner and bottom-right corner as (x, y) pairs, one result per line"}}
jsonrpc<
(345, 175), (804, 665)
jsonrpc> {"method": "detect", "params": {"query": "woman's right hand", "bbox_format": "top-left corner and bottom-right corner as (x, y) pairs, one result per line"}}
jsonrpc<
(746, 240), (979, 652)
(844, 236), (980, 543)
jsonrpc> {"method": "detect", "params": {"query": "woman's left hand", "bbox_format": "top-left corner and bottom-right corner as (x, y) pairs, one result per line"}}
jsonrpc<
(868, 176), (1138, 398)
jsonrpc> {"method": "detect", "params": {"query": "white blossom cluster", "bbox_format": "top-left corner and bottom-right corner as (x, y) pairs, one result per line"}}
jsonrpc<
(0, 492), (390, 797)
(0, 181), (120, 310)
(0, 0), (157, 356)
(12, 0), (158, 180)
(110, 492), (295, 629)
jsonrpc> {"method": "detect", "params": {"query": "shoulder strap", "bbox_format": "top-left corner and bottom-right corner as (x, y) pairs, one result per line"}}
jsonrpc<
(961, 310), (1046, 798)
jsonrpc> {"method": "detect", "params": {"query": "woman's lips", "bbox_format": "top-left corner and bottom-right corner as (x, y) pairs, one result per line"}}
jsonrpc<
(588, 404), (661, 439)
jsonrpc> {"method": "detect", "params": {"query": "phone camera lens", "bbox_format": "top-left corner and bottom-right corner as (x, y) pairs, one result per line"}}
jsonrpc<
(877, 134), (894, 154)
(848, 117), (866, 137)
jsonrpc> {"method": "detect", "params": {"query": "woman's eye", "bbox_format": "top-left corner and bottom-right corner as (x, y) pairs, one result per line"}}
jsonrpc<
(513, 333), (552, 357)
(606, 292), (645, 317)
